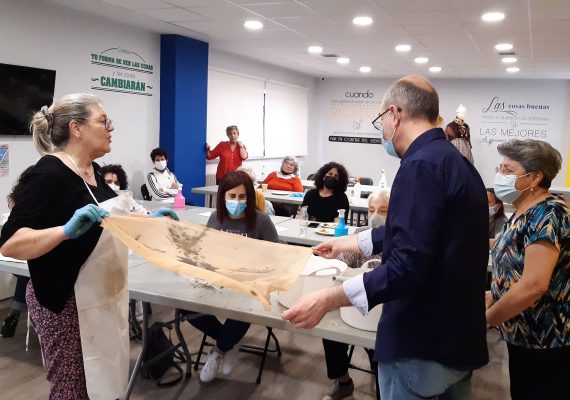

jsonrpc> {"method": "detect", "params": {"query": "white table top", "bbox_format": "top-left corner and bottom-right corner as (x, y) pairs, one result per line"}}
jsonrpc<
(275, 218), (357, 247)
(128, 263), (376, 348)
(302, 180), (389, 195)
(191, 186), (369, 212)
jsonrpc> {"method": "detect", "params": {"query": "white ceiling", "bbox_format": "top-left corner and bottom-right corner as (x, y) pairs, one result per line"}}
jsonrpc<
(48, 0), (570, 79)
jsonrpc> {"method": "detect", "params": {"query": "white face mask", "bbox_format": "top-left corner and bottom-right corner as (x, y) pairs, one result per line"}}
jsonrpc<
(368, 213), (386, 228)
(108, 183), (120, 192)
(154, 160), (167, 171)
(493, 172), (533, 204)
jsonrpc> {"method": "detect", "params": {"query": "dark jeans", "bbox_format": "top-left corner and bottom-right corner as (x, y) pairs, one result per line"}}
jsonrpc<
(13, 275), (30, 309)
(184, 311), (250, 353)
(323, 339), (375, 380)
(507, 343), (570, 400)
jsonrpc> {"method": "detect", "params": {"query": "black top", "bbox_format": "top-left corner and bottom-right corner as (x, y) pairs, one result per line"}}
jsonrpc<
(366, 128), (489, 370)
(0, 155), (116, 313)
(301, 189), (349, 223)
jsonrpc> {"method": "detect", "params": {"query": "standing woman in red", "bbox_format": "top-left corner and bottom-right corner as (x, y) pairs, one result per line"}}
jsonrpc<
(206, 125), (248, 184)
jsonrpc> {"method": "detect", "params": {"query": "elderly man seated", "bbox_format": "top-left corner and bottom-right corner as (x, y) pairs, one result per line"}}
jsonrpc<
(322, 189), (389, 400)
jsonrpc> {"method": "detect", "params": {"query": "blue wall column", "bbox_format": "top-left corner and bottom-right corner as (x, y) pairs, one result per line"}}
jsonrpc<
(160, 34), (208, 206)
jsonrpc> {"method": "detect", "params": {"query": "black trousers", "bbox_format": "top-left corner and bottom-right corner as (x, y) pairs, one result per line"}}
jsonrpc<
(507, 343), (570, 400)
(323, 339), (375, 380)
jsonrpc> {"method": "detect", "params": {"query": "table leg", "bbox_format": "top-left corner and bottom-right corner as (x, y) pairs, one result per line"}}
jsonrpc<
(124, 301), (150, 400)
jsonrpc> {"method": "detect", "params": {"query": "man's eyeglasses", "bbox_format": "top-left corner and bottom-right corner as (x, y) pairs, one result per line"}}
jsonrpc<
(372, 107), (401, 131)
(86, 118), (113, 130)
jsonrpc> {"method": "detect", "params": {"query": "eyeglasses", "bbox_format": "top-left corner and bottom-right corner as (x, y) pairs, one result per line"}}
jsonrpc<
(282, 161), (296, 167)
(372, 107), (401, 131)
(86, 117), (113, 130)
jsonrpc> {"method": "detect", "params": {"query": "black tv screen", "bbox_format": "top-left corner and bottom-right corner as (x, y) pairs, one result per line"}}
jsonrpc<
(0, 63), (56, 135)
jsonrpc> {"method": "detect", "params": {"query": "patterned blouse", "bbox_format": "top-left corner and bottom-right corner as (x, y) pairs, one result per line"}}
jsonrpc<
(337, 227), (382, 269)
(491, 195), (570, 349)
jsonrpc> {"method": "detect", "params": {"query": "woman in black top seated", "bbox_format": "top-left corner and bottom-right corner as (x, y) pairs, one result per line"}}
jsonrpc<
(0, 94), (175, 398)
(301, 161), (350, 222)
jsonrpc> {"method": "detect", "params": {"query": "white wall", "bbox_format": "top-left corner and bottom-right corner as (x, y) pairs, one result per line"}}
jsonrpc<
(0, 0), (160, 213)
(207, 48), (317, 181)
(310, 77), (570, 188)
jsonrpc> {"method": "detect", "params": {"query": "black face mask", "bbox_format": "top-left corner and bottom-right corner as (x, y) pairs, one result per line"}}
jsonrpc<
(323, 176), (338, 190)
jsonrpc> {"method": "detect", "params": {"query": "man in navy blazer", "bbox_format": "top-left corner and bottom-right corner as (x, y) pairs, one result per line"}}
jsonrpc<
(283, 75), (489, 399)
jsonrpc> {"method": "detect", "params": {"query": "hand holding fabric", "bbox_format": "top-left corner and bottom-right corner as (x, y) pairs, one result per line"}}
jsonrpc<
(149, 208), (179, 221)
(63, 204), (110, 239)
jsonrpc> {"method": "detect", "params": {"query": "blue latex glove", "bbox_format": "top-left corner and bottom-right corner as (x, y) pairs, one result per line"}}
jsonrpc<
(289, 193), (304, 198)
(149, 207), (179, 221)
(63, 204), (110, 239)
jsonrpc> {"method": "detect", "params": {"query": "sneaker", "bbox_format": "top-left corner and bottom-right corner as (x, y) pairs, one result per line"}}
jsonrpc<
(200, 349), (224, 383)
(221, 344), (241, 376)
(0, 314), (19, 338)
(321, 378), (354, 400)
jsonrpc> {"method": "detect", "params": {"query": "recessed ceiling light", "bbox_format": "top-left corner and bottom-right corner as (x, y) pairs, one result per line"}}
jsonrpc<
(337, 57), (350, 64)
(429, 66), (442, 72)
(308, 46), (323, 54)
(495, 43), (513, 51)
(502, 57), (517, 63)
(482, 12), (505, 22)
(244, 20), (263, 30)
(506, 67), (520, 73)
(353, 16), (373, 26)
(395, 44), (411, 52)
(359, 66), (371, 73)
(414, 57), (429, 64)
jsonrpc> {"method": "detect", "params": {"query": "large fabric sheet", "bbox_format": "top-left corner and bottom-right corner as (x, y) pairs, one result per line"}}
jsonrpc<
(101, 216), (311, 310)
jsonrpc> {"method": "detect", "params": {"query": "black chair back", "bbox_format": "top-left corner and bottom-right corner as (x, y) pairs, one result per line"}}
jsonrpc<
(141, 184), (152, 201)
(359, 177), (373, 185)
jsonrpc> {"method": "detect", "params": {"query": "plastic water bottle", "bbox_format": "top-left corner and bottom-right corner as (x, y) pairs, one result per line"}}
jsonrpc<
(334, 209), (348, 237)
(299, 206), (309, 238)
(353, 177), (361, 200)
(379, 169), (387, 189)
(173, 184), (185, 209)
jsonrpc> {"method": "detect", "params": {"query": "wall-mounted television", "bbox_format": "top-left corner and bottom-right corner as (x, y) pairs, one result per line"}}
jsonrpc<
(0, 62), (56, 135)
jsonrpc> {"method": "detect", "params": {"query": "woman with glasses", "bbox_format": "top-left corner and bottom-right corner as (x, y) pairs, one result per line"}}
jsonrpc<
(262, 156), (303, 216)
(0, 94), (177, 398)
(486, 139), (569, 400)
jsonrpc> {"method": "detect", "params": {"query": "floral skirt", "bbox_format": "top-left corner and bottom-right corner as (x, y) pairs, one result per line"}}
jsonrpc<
(26, 282), (89, 400)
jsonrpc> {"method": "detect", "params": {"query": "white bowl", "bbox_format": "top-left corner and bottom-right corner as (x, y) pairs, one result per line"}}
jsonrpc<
(338, 259), (382, 332)
(278, 255), (347, 308)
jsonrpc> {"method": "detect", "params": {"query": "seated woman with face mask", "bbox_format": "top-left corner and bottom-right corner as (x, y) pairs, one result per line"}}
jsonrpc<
(101, 164), (147, 215)
(300, 162), (350, 222)
(182, 171), (279, 383)
(320, 189), (390, 400)
(146, 147), (180, 203)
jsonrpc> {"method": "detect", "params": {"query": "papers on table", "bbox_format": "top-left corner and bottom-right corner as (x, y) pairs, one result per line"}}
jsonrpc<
(275, 226), (288, 232)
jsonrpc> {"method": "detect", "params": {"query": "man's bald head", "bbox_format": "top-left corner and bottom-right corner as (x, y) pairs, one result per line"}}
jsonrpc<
(381, 75), (439, 123)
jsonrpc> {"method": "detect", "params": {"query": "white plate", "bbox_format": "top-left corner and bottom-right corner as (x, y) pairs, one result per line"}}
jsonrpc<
(315, 227), (335, 236)
(271, 191), (289, 195)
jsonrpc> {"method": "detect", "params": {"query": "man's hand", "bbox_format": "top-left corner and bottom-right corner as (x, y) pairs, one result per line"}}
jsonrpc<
(281, 285), (349, 329)
(312, 234), (359, 259)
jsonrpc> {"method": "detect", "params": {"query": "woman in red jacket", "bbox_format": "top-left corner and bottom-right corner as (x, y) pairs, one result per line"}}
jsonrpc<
(263, 156), (303, 216)
(262, 156), (303, 192)
(206, 125), (248, 183)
